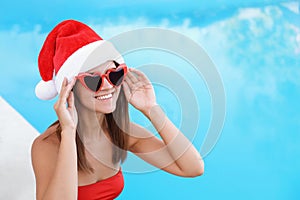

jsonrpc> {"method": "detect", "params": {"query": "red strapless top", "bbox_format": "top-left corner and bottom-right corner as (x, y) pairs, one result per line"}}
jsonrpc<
(78, 169), (124, 200)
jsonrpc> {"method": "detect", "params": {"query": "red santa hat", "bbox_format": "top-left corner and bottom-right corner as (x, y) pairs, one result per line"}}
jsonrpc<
(35, 19), (124, 100)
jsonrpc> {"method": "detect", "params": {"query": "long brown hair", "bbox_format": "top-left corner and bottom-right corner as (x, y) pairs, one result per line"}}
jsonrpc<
(47, 87), (129, 173)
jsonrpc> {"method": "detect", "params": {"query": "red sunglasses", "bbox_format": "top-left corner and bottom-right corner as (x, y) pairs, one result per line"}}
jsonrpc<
(75, 64), (128, 93)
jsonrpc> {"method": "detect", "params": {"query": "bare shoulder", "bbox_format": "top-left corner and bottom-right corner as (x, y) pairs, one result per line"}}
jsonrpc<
(31, 124), (61, 199)
(31, 123), (60, 169)
(32, 123), (60, 152)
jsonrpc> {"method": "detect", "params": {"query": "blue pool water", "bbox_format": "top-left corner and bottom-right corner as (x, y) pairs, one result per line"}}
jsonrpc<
(0, 1), (299, 199)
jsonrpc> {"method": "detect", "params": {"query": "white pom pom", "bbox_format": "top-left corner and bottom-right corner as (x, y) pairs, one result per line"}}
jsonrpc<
(35, 80), (58, 100)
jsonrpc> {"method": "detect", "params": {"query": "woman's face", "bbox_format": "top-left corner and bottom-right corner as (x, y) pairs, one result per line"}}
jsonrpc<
(73, 61), (122, 114)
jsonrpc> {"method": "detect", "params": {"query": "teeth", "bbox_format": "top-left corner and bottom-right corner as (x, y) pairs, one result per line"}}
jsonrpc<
(96, 93), (112, 100)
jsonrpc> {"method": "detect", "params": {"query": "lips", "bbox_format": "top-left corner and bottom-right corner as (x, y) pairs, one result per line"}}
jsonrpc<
(94, 92), (114, 100)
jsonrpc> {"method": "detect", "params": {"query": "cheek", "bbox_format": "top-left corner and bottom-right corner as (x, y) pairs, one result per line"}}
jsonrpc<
(113, 87), (122, 100)
(74, 83), (94, 105)
(75, 81), (92, 96)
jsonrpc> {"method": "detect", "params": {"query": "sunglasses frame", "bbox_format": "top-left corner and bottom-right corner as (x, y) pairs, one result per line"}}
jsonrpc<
(75, 64), (128, 93)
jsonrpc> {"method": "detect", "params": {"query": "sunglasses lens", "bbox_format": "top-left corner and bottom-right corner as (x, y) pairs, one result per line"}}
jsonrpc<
(83, 75), (102, 92)
(109, 67), (125, 86)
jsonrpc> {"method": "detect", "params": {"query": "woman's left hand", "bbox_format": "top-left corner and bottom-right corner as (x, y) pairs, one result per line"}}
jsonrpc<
(123, 68), (157, 116)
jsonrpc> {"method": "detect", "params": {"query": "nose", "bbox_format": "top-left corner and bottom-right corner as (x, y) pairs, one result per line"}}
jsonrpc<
(101, 76), (113, 90)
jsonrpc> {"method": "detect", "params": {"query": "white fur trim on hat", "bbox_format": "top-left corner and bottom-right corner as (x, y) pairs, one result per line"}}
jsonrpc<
(55, 40), (124, 94)
(35, 79), (57, 100)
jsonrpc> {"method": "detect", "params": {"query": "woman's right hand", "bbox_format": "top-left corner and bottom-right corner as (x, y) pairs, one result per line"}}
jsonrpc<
(54, 77), (78, 135)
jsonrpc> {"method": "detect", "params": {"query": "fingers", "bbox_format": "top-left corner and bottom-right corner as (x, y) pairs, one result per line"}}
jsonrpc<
(126, 68), (139, 84)
(129, 68), (151, 83)
(53, 78), (78, 132)
(124, 71), (135, 90)
(66, 78), (76, 108)
(58, 77), (76, 106)
(125, 68), (150, 91)
(67, 91), (74, 109)
(122, 81), (131, 101)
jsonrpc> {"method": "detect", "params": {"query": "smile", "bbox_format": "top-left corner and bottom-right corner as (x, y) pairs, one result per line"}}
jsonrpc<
(95, 93), (113, 100)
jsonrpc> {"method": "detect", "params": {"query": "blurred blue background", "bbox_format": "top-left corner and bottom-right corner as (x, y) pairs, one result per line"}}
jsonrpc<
(0, 0), (299, 199)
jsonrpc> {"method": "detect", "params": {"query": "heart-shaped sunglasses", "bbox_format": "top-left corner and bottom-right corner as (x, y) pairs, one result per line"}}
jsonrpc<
(75, 63), (128, 93)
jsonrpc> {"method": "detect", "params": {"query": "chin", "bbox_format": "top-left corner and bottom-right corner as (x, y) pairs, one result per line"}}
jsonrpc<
(95, 104), (117, 114)
(102, 108), (116, 114)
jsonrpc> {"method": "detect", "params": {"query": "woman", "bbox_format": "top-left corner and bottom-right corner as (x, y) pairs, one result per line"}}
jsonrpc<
(31, 20), (204, 200)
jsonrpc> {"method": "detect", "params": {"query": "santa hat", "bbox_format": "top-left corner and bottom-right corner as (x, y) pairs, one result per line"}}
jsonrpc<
(35, 19), (124, 100)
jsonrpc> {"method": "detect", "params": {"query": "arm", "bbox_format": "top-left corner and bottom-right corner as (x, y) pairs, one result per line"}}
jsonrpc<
(31, 78), (78, 199)
(124, 69), (204, 177)
(129, 110), (204, 177)
(31, 130), (77, 200)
